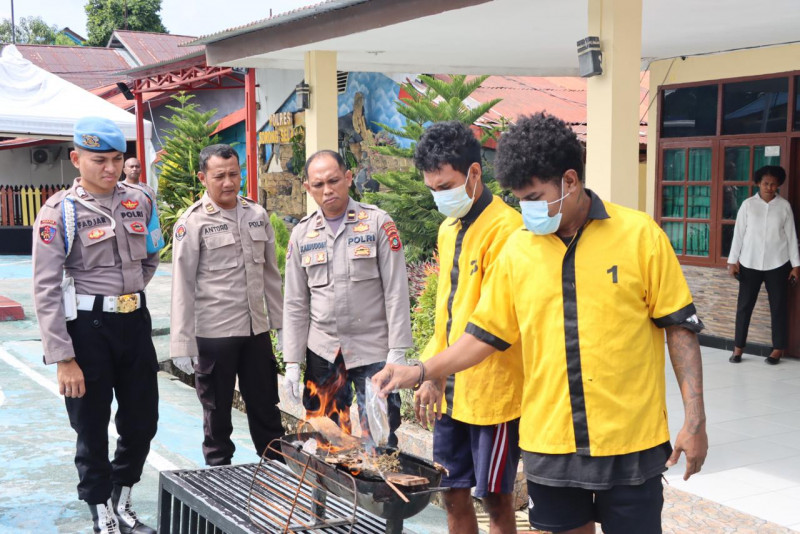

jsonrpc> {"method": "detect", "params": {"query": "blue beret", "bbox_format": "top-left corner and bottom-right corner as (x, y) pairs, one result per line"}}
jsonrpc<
(73, 117), (126, 153)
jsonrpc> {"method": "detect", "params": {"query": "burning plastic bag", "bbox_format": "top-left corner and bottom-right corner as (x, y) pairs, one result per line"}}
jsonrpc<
(365, 378), (390, 447)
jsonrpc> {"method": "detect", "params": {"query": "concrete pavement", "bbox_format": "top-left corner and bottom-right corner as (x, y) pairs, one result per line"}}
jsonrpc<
(2, 255), (800, 533)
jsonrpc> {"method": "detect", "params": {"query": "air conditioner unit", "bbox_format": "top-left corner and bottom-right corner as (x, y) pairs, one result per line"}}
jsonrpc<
(31, 148), (54, 165)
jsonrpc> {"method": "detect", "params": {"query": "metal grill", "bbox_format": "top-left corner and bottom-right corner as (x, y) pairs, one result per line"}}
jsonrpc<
(247, 441), (359, 533)
(158, 462), (395, 534)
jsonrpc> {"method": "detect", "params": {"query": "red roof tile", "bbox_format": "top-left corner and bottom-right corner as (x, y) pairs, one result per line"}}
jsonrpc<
(15, 44), (133, 90)
(211, 108), (246, 135)
(14, 32), (203, 91)
(111, 30), (203, 66)
(434, 74), (650, 144)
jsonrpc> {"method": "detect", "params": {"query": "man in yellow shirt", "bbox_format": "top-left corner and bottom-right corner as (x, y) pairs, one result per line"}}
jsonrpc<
(415, 121), (524, 534)
(375, 113), (708, 534)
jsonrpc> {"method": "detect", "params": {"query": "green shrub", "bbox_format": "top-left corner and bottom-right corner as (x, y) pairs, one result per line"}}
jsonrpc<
(399, 260), (439, 422)
(270, 213), (290, 280)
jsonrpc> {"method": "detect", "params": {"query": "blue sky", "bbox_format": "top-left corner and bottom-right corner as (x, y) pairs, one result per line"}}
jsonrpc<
(1, 0), (319, 40)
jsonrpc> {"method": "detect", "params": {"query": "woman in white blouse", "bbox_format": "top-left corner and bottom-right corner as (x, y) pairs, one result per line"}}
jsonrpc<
(728, 165), (800, 364)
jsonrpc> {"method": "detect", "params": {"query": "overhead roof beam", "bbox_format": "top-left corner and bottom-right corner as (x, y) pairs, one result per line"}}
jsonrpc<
(205, 0), (490, 66)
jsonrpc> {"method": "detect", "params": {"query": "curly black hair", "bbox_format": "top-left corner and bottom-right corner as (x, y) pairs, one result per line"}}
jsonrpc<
(494, 113), (584, 190)
(414, 120), (481, 176)
(754, 165), (786, 186)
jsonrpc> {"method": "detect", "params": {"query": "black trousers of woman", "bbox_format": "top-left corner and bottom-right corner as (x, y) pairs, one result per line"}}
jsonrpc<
(735, 262), (791, 349)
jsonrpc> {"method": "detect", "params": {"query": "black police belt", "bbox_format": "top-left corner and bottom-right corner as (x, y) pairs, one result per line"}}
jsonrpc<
(76, 293), (142, 313)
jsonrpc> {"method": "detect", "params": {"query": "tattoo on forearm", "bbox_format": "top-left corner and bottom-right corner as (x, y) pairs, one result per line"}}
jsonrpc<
(666, 326), (706, 434)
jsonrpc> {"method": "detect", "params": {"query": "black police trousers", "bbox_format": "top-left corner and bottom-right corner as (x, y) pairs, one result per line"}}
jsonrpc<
(195, 333), (284, 465)
(64, 299), (159, 505)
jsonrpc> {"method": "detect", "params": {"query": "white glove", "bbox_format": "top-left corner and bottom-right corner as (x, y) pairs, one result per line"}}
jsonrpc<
(173, 356), (197, 375)
(284, 362), (302, 405)
(274, 329), (283, 353)
(387, 348), (407, 366)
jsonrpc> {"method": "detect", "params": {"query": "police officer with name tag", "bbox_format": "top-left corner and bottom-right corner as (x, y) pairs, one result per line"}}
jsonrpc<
(170, 144), (285, 465)
(32, 117), (161, 534)
(283, 150), (413, 447)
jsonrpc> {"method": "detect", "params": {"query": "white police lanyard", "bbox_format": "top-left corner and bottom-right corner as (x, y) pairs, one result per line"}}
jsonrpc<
(69, 195), (117, 231)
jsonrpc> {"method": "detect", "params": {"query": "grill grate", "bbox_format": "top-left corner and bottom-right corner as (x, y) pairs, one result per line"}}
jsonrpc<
(247, 441), (359, 533)
(159, 462), (394, 534)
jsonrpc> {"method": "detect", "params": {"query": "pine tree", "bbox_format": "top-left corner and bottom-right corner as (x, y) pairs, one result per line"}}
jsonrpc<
(363, 75), (501, 261)
(156, 92), (219, 259)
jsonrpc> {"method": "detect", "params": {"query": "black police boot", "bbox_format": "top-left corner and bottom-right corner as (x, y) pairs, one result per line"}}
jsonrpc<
(111, 485), (156, 534)
(89, 499), (120, 534)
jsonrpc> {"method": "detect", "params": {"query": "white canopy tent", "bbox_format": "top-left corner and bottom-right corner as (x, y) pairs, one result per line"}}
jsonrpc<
(0, 45), (158, 190)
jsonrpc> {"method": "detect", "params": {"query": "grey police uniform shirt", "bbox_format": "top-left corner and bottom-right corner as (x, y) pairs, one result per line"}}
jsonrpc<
(128, 181), (156, 202)
(282, 198), (413, 369)
(32, 178), (160, 364)
(169, 192), (284, 359)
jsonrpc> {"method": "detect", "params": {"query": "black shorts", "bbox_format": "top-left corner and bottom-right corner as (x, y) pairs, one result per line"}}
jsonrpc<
(527, 475), (663, 534)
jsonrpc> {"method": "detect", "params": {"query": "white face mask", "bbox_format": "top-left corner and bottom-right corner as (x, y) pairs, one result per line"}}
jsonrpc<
(431, 170), (478, 219)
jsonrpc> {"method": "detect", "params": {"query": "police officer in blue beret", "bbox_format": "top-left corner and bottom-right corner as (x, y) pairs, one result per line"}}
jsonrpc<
(32, 117), (161, 534)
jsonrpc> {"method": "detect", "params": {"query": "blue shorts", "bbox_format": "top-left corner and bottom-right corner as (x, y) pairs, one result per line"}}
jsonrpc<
(432, 414), (520, 498)
(527, 475), (664, 533)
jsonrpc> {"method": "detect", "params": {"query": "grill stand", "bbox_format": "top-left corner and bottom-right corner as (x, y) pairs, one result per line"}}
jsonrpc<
(158, 463), (400, 533)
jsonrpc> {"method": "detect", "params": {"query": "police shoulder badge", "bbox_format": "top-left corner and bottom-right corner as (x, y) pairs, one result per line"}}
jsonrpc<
(381, 221), (402, 251)
(205, 203), (215, 213)
(346, 210), (356, 222)
(39, 225), (56, 244)
(174, 224), (187, 241)
(82, 134), (101, 148)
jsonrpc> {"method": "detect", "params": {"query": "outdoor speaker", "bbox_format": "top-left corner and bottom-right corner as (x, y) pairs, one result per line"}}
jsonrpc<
(31, 148), (52, 165)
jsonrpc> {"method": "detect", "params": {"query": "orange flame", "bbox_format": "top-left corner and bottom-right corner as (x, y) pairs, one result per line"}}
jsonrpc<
(301, 358), (355, 453)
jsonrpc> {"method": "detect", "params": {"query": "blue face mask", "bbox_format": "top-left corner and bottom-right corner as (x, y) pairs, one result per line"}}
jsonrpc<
(431, 171), (477, 219)
(520, 179), (570, 235)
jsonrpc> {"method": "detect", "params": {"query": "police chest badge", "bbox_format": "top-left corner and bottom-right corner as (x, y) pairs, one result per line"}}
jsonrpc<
(174, 224), (187, 241)
(39, 225), (56, 244)
(303, 255), (312, 266)
(381, 222), (402, 251)
(357, 210), (368, 220)
(121, 199), (139, 210)
(130, 222), (146, 233)
(307, 230), (320, 239)
(315, 251), (326, 264)
(88, 229), (105, 240)
(354, 245), (370, 257)
(353, 222), (369, 233)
